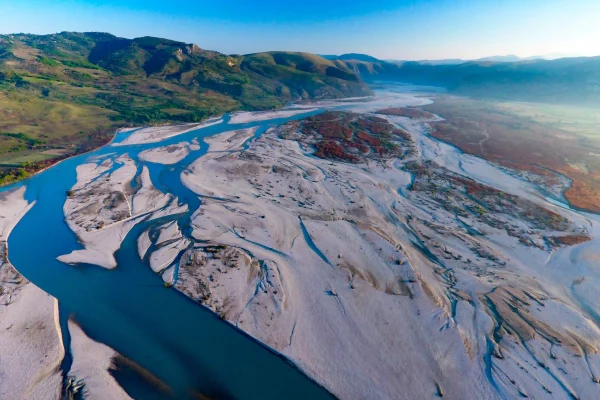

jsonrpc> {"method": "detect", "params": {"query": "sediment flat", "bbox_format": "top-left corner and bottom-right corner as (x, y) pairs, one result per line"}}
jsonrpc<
(174, 105), (600, 399)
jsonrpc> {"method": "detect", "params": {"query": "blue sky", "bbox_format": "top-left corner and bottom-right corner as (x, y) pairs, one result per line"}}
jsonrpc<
(1, 0), (599, 60)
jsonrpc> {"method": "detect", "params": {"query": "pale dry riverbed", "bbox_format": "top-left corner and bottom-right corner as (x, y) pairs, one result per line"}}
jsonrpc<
(2, 86), (600, 400)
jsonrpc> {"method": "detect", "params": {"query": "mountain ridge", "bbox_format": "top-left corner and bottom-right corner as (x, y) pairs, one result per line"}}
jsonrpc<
(0, 31), (371, 184)
(321, 53), (381, 62)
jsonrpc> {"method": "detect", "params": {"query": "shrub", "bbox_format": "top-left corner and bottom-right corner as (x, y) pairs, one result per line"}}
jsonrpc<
(37, 56), (59, 67)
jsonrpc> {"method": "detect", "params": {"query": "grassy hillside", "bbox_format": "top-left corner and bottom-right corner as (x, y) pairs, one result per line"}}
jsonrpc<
(0, 32), (371, 185)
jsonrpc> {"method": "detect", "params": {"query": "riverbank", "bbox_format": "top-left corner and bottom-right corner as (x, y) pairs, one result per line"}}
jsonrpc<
(0, 187), (63, 399)
(0, 114), (222, 191)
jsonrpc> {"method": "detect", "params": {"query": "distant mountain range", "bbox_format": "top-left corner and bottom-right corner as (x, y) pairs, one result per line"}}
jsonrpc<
(324, 53), (585, 65)
(412, 53), (585, 65)
(323, 53), (600, 105)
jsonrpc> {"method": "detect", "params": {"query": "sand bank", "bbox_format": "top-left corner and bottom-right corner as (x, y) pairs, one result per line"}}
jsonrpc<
(229, 109), (317, 124)
(204, 127), (257, 152)
(0, 284), (63, 399)
(139, 141), (192, 165)
(67, 320), (133, 400)
(0, 187), (63, 399)
(114, 117), (222, 146)
(59, 156), (187, 269)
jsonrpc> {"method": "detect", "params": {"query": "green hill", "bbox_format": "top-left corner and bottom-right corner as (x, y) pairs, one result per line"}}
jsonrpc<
(0, 32), (371, 184)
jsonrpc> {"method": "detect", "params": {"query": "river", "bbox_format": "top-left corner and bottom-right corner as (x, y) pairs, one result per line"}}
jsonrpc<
(6, 110), (343, 399)
(5, 87), (446, 399)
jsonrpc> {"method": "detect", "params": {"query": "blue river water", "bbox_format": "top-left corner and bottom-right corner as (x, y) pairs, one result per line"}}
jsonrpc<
(5, 110), (338, 399)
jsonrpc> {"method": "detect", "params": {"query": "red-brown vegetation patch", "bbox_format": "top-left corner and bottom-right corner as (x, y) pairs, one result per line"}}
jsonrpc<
(451, 174), (568, 230)
(357, 131), (382, 147)
(301, 112), (354, 140)
(291, 111), (413, 163)
(301, 121), (353, 140)
(563, 176), (600, 212)
(550, 235), (592, 246)
(392, 128), (412, 141)
(314, 140), (359, 162)
(356, 118), (394, 136)
(424, 97), (600, 213)
(406, 160), (572, 234)
(343, 140), (368, 153)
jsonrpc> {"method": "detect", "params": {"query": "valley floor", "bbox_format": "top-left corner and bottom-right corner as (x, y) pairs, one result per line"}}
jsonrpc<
(3, 91), (600, 399)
